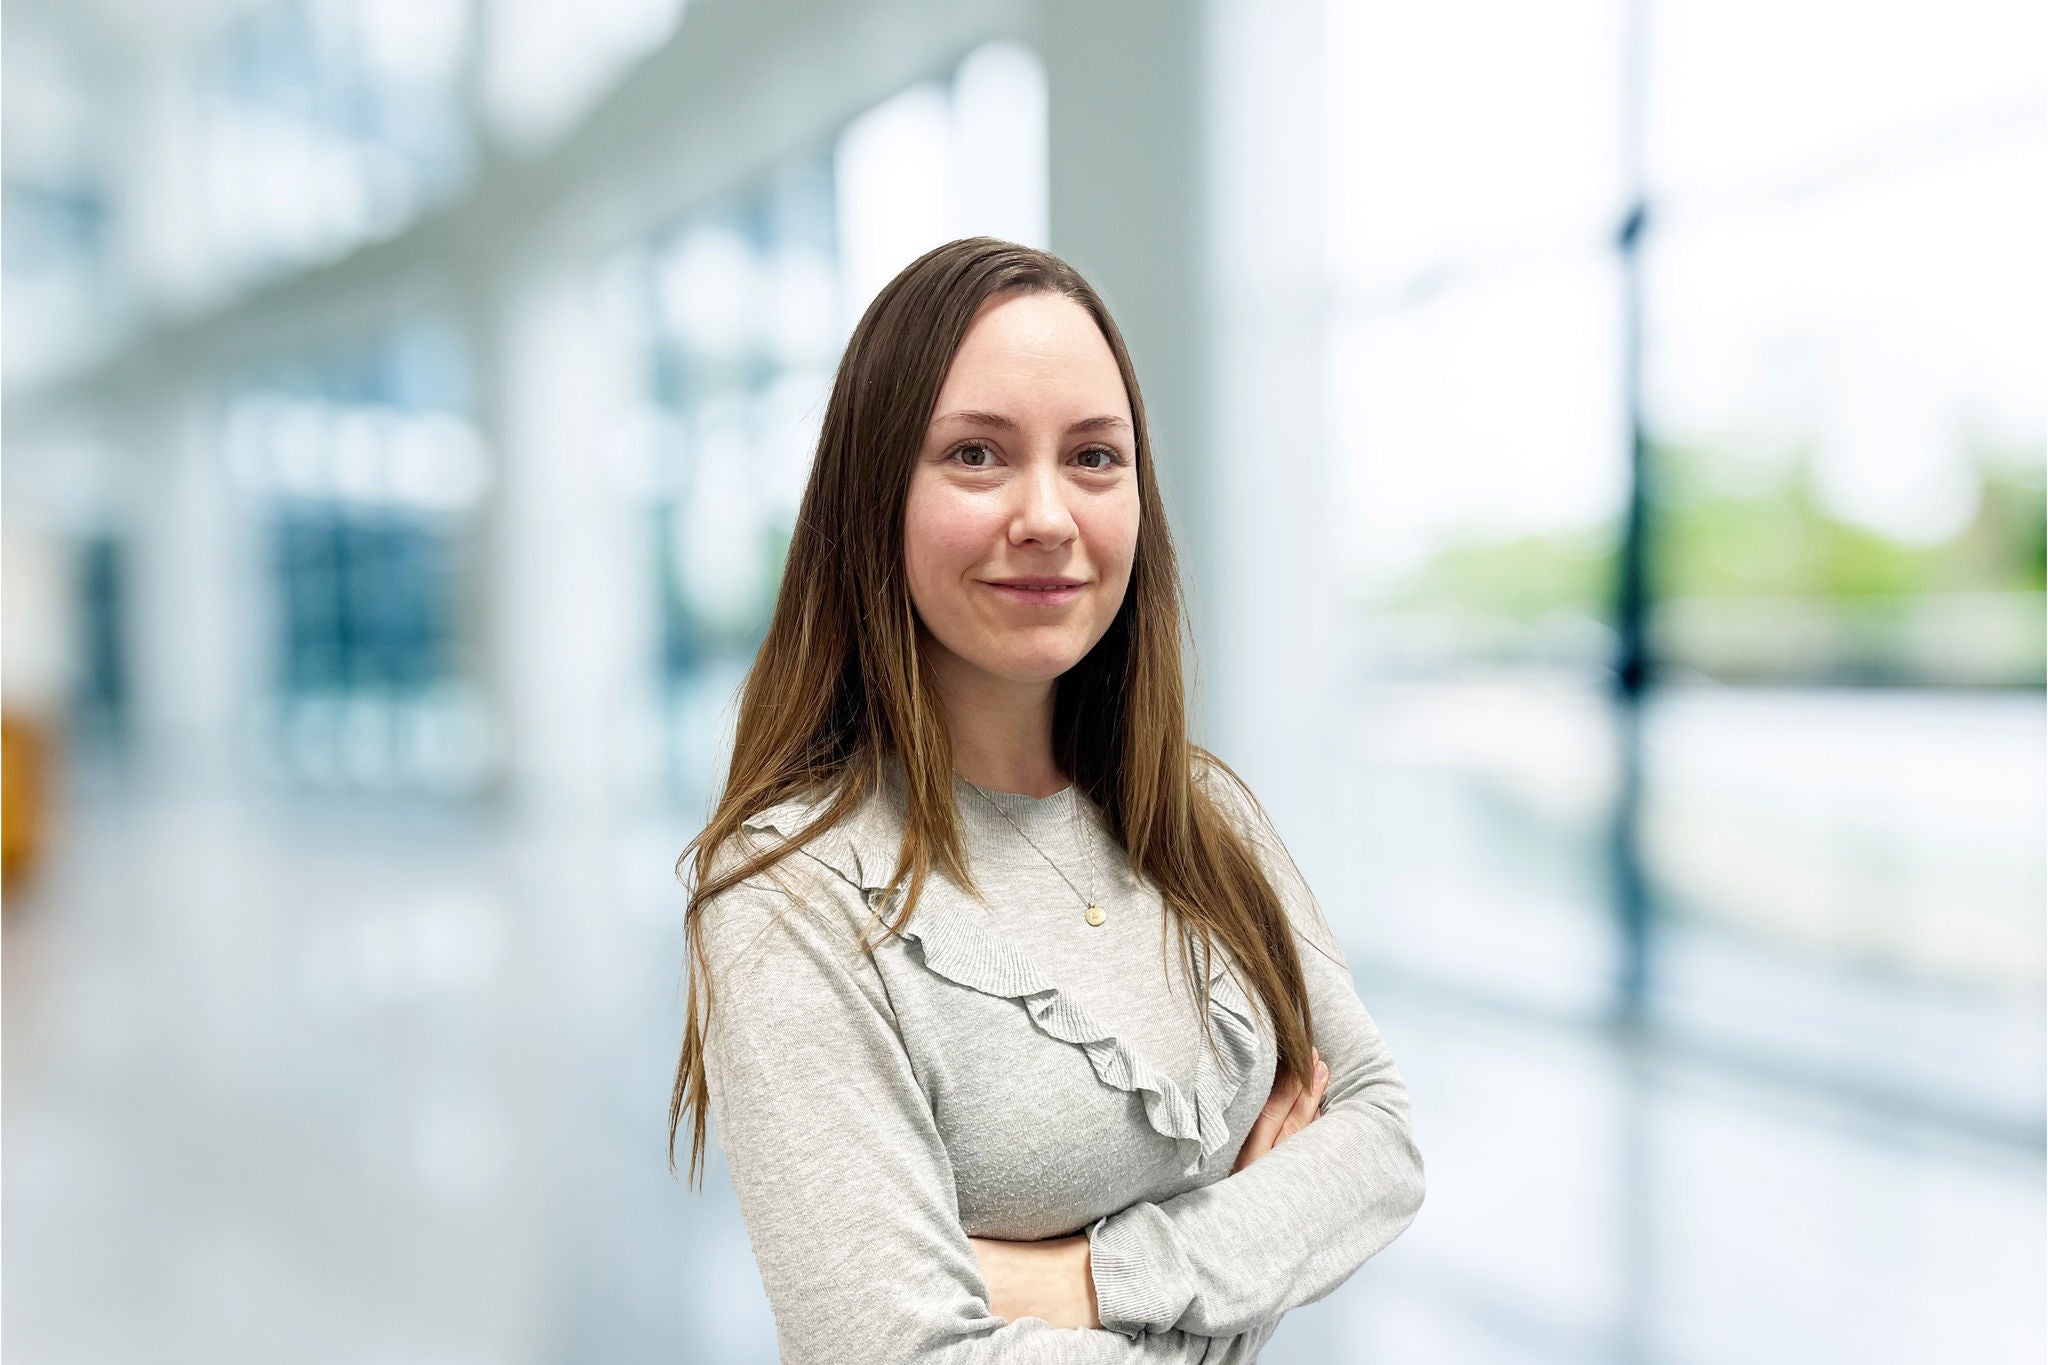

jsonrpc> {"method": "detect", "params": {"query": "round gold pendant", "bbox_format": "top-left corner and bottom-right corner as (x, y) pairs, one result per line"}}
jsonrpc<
(1085, 904), (1106, 926)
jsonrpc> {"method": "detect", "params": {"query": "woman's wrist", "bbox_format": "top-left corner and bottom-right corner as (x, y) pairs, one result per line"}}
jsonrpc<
(969, 1232), (1102, 1330)
(1071, 1232), (1102, 1330)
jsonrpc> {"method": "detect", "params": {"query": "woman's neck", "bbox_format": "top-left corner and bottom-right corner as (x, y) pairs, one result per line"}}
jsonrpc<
(927, 662), (1066, 798)
(950, 741), (1069, 800)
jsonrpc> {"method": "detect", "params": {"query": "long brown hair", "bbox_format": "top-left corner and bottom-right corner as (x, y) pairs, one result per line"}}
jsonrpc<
(668, 236), (1331, 1187)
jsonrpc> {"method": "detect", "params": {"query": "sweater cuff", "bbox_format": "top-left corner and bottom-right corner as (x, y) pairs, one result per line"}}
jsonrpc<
(1087, 1204), (1194, 1338)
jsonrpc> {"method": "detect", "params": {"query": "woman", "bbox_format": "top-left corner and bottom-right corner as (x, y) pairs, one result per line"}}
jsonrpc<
(668, 237), (1425, 1361)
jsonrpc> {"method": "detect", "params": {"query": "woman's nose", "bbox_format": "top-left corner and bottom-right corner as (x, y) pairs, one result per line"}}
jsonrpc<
(1012, 462), (1077, 543)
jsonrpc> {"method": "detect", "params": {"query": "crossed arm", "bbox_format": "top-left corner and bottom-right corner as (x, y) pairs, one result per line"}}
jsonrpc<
(967, 1052), (1337, 1329)
(976, 937), (1420, 1342)
(699, 850), (1422, 1359)
(1082, 779), (1427, 1339)
(700, 877), (1280, 1362)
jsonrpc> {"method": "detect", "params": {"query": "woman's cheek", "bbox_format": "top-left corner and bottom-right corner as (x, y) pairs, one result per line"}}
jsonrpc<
(1082, 504), (1139, 578)
(938, 504), (999, 559)
(908, 506), (992, 617)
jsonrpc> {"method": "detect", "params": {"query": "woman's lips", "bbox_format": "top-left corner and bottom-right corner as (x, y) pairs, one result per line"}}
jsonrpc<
(984, 582), (1084, 606)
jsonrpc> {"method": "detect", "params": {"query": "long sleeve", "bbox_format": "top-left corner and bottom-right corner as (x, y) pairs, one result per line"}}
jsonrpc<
(1084, 783), (1427, 1339)
(699, 872), (1279, 1364)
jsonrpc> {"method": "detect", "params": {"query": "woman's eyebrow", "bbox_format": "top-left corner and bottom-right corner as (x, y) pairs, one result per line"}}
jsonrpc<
(934, 410), (1132, 436)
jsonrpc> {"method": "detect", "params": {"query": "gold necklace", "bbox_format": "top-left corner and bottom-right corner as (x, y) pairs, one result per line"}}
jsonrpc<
(962, 779), (1110, 927)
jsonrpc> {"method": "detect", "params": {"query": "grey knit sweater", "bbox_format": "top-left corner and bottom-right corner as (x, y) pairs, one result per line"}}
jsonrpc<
(697, 751), (1425, 1362)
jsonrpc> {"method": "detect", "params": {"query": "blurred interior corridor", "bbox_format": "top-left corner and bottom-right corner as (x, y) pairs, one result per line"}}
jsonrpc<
(4, 0), (2043, 1361)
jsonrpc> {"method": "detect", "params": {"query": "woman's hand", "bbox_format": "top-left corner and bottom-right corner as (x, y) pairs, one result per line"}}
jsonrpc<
(967, 1232), (1100, 1330)
(1232, 1046), (1329, 1173)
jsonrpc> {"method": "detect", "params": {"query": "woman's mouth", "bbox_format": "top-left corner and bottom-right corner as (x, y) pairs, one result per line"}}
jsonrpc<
(983, 581), (1084, 606)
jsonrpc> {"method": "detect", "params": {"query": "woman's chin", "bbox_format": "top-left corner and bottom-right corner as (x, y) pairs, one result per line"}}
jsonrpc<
(985, 647), (1089, 684)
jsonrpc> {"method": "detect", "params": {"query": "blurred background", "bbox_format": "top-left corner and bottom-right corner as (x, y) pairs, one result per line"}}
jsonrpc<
(2, 0), (2042, 1361)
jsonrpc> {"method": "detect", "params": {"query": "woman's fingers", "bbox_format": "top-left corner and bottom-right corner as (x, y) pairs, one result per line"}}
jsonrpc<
(1278, 1051), (1330, 1143)
(1233, 1070), (1303, 1172)
(1233, 1048), (1330, 1172)
(1254, 1075), (1303, 1141)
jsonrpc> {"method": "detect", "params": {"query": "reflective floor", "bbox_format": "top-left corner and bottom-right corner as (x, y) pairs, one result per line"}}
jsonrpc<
(3, 747), (2042, 1365)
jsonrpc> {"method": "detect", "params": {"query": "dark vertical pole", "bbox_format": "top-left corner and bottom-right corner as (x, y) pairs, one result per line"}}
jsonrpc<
(1613, 9), (1660, 1357)
(1612, 0), (1654, 1025)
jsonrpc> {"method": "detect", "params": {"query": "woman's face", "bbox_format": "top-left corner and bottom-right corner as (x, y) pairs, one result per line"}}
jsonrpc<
(904, 290), (1140, 695)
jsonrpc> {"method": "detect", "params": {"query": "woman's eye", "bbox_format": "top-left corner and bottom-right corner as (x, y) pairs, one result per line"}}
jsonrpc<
(946, 442), (1127, 470)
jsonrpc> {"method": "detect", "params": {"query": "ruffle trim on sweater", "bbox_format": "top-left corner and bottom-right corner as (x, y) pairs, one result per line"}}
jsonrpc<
(740, 791), (1264, 1179)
